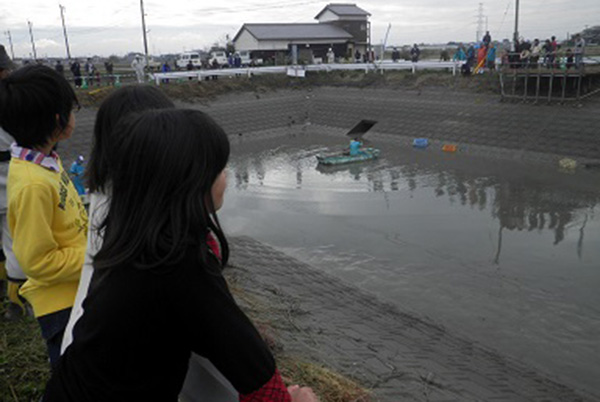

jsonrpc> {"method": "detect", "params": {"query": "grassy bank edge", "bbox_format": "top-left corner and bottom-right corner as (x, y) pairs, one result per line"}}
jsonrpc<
(76, 69), (501, 108)
(0, 271), (371, 402)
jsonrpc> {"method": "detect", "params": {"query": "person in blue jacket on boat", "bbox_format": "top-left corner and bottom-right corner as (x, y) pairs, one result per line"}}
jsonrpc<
(349, 138), (363, 156)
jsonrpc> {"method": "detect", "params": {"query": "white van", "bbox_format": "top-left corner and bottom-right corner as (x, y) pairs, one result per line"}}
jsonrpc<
(209, 51), (228, 66)
(237, 51), (263, 67)
(176, 52), (202, 69)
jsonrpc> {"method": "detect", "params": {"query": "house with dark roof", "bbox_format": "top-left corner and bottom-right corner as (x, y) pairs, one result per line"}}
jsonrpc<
(233, 3), (371, 64)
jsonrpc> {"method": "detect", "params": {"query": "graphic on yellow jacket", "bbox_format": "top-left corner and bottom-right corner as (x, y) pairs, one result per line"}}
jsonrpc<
(8, 157), (88, 317)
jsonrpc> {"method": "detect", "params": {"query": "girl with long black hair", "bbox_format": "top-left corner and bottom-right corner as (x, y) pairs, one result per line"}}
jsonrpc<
(61, 85), (175, 352)
(45, 109), (317, 402)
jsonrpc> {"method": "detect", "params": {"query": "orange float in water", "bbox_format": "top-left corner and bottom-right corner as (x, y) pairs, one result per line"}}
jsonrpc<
(442, 144), (458, 152)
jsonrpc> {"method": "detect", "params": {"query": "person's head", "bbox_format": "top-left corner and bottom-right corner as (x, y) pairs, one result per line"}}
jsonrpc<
(94, 108), (230, 271)
(0, 64), (78, 149)
(551, 36), (556, 41)
(88, 85), (175, 193)
(0, 45), (15, 80)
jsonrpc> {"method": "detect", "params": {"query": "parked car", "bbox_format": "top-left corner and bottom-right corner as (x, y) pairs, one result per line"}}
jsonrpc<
(238, 51), (263, 67)
(209, 51), (228, 67)
(176, 52), (202, 69)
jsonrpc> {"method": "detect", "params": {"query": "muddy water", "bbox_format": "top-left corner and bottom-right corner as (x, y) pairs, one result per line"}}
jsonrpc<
(221, 131), (600, 396)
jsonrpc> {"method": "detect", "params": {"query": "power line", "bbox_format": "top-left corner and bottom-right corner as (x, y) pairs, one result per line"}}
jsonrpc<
(496, 2), (511, 34)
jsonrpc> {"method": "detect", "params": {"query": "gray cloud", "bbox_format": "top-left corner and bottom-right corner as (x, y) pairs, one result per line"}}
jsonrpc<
(2, 0), (597, 57)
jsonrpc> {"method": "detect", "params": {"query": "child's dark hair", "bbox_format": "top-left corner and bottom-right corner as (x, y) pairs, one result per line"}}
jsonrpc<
(88, 85), (175, 193)
(0, 64), (78, 149)
(94, 108), (230, 272)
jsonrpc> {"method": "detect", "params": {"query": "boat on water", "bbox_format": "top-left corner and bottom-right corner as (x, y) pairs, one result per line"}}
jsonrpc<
(316, 147), (380, 165)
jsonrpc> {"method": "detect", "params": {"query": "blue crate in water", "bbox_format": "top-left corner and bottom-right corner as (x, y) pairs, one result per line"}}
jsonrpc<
(413, 138), (429, 148)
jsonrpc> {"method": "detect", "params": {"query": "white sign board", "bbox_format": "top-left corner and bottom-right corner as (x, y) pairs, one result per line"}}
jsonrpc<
(286, 67), (306, 78)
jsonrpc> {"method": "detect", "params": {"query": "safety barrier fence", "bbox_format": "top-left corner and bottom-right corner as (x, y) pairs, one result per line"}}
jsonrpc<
(150, 61), (461, 85)
(498, 56), (600, 103)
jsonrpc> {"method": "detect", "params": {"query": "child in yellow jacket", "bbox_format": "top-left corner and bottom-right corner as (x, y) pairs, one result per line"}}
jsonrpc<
(0, 65), (87, 366)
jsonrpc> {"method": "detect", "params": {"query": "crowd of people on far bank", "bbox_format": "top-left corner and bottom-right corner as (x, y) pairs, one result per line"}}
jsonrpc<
(387, 30), (589, 76)
(507, 33), (587, 70)
(451, 31), (587, 74)
(53, 57), (115, 87)
(10, 29), (591, 92)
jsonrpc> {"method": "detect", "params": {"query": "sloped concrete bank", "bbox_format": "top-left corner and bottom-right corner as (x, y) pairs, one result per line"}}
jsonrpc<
(228, 236), (598, 402)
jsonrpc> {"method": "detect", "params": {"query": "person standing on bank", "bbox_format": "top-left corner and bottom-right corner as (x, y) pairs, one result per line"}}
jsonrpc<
(45, 109), (318, 402)
(574, 34), (586, 69)
(0, 45), (29, 320)
(70, 60), (82, 87)
(55, 60), (64, 76)
(61, 85), (175, 352)
(411, 43), (420, 62)
(482, 31), (491, 48)
(0, 65), (88, 366)
(131, 56), (145, 83)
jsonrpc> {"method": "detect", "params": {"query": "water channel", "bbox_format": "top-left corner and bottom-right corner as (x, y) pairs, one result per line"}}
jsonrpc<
(220, 130), (600, 396)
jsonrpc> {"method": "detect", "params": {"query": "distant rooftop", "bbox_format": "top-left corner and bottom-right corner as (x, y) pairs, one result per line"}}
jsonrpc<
(315, 3), (371, 19)
(234, 23), (354, 42)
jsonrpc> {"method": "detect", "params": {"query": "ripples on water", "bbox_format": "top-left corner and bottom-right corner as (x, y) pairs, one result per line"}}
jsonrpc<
(222, 137), (600, 395)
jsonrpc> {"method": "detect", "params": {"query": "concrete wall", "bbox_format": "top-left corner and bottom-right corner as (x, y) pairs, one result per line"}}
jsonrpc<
(234, 30), (259, 52)
(316, 9), (367, 22)
(328, 20), (368, 44)
(202, 87), (600, 161)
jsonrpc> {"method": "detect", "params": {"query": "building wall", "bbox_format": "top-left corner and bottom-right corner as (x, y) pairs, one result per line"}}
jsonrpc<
(255, 40), (293, 51)
(235, 30), (259, 51)
(316, 9), (367, 22)
(327, 20), (368, 44)
(316, 10), (339, 22)
(235, 30), (290, 51)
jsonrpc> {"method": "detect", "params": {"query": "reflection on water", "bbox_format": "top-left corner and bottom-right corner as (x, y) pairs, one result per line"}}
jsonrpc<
(229, 147), (599, 262)
(222, 139), (600, 395)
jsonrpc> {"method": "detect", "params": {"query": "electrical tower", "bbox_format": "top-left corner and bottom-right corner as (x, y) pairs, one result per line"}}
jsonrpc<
(476, 3), (485, 42)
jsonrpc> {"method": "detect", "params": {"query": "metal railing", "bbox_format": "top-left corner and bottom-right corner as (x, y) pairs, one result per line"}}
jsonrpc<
(498, 55), (600, 103)
(149, 60), (461, 85)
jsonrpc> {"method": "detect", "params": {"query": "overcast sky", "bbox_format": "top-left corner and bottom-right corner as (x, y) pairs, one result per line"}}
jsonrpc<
(1, 0), (598, 58)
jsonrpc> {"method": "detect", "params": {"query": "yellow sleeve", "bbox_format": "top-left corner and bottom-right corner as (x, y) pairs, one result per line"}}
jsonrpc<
(10, 183), (84, 285)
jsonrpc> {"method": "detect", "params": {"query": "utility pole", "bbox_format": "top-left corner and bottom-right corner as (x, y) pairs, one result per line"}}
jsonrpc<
(59, 5), (72, 61)
(139, 0), (150, 70)
(4, 30), (15, 59)
(476, 3), (484, 42)
(27, 20), (37, 61)
(514, 0), (520, 44)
